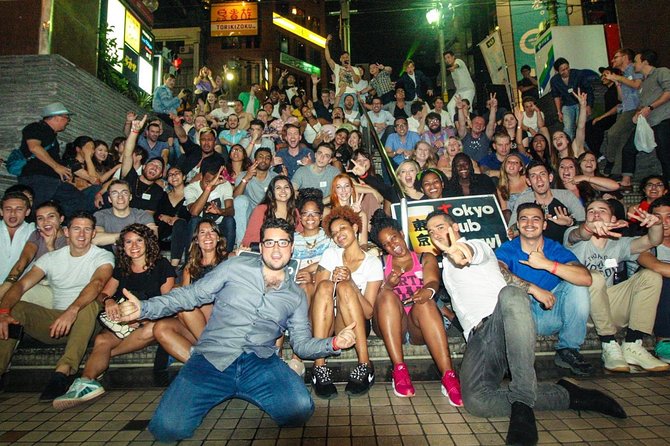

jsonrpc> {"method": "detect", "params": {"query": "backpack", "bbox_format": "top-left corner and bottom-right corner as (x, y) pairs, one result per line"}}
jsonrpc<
(6, 141), (55, 176)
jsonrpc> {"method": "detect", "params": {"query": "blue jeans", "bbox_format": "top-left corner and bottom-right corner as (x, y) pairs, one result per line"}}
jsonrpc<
(19, 174), (94, 217)
(561, 104), (580, 140)
(460, 286), (569, 417)
(233, 195), (254, 247)
(531, 281), (590, 351)
(149, 353), (314, 442)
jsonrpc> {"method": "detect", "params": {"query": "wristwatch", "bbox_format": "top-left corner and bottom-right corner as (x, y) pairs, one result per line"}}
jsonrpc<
(649, 105), (655, 111)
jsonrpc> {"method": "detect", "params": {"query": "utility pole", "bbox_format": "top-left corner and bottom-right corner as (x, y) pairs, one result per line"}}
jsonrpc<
(339, 0), (351, 54)
(545, 0), (559, 26)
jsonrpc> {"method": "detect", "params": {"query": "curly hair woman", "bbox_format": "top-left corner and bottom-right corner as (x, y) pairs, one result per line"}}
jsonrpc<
(54, 224), (176, 409)
(369, 210), (462, 404)
(310, 206), (383, 399)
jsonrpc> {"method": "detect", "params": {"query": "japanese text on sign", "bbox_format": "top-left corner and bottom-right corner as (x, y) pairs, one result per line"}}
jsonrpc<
(211, 2), (258, 37)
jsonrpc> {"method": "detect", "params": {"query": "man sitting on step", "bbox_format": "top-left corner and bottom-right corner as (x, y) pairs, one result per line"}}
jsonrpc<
(0, 212), (114, 401)
(426, 210), (626, 446)
(565, 199), (670, 373)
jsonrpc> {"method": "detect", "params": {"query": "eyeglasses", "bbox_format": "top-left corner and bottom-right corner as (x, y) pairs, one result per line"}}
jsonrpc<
(262, 239), (291, 248)
(646, 182), (665, 189)
(109, 190), (131, 197)
(301, 211), (321, 217)
(167, 172), (182, 177)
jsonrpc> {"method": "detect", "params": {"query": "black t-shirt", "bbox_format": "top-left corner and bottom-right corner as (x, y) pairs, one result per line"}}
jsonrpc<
(113, 257), (176, 301)
(543, 198), (572, 243)
(124, 168), (163, 212)
(518, 77), (539, 100)
(20, 121), (61, 178)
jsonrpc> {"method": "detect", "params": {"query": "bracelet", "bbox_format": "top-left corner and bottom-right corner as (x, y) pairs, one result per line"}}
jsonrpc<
(425, 287), (437, 299)
(5, 276), (18, 283)
(0, 308), (10, 315)
(359, 172), (369, 180)
(131, 130), (140, 134)
(102, 295), (115, 304)
(551, 261), (559, 275)
(241, 178), (248, 184)
(583, 225), (594, 235)
(332, 336), (340, 351)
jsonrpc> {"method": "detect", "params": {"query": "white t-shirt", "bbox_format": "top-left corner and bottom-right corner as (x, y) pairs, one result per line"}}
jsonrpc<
(522, 110), (544, 132)
(440, 238), (506, 341)
(344, 109), (360, 125)
(333, 64), (362, 96)
(184, 181), (234, 224)
(451, 58), (475, 92)
(408, 116), (421, 133)
(318, 246), (383, 293)
(210, 107), (234, 122)
(34, 245), (114, 310)
(657, 244), (670, 262)
(0, 221), (35, 282)
(431, 108), (454, 128)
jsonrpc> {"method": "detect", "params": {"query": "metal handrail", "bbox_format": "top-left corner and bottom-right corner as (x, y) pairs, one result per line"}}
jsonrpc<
(356, 98), (405, 199)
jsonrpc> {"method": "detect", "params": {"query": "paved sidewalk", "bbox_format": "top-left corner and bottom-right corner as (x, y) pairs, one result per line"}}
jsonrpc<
(1, 375), (669, 445)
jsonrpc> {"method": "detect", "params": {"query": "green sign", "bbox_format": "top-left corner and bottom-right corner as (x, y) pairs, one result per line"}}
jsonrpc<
(510, 0), (568, 75)
(279, 52), (321, 76)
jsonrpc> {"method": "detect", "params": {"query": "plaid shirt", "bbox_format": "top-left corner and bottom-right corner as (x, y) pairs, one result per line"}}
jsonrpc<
(370, 71), (394, 97)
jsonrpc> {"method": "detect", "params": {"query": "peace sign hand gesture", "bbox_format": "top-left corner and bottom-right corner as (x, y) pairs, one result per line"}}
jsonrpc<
(346, 158), (367, 177)
(433, 226), (472, 267)
(351, 193), (365, 213)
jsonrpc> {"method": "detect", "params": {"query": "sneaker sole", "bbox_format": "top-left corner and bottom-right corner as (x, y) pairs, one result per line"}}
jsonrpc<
(625, 360), (670, 372)
(554, 357), (594, 376)
(391, 379), (414, 398)
(52, 387), (105, 411)
(345, 378), (375, 397)
(603, 364), (631, 372)
(441, 385), (463, 407)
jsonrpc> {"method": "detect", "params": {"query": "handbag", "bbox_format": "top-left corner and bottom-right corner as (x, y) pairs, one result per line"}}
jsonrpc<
(634, 115), (657, 153)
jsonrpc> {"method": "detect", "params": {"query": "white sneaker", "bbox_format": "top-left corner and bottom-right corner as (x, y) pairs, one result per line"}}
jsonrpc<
(601, 341), (630, 372)
(622, 340), (670, 372)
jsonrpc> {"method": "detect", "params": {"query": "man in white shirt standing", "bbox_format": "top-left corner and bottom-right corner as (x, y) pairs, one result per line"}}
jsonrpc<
(0, 192), (34, 283)
(444, 51), (476, 119)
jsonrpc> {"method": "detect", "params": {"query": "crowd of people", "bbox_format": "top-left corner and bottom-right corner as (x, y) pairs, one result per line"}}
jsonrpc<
(0, 42), (669, 445)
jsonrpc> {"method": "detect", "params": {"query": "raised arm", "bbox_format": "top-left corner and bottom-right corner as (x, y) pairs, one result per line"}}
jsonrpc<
(571, 89), (588, 157)
(324, 35), (336, 70)
(485, 93), (498, 140)
(121, 115), (147, 177)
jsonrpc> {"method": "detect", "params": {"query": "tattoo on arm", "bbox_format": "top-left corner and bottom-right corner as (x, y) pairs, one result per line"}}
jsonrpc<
(498, 262), (531, 293)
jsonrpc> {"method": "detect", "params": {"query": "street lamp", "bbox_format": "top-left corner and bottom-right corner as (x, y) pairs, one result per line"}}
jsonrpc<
(426, 5), (448, 103)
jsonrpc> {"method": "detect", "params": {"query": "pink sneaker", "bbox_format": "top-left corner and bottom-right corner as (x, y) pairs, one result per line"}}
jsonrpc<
(392, 363), (415, 397)
(441, 370), (463, 407)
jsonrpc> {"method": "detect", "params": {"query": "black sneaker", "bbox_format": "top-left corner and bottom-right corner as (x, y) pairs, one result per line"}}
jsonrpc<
(557, 378), (627, 419)
(311, 365), (337, 399)
(506, 401), (538, 446)
(345, 362), (374, 396)
(554, 348), (595, 376)
(39, 372), (71, 402)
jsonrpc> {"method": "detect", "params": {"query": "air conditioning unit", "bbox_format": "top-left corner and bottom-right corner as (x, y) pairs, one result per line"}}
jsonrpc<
(179, 45), (193, 54)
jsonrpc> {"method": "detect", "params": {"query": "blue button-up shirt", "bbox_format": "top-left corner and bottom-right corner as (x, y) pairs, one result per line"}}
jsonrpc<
(550, 69), (596, 106)
(140, 255), (339, 371)
(386, 131), (421, 165)
(152, 84), (181, 115)
(619, 64), (643, 112)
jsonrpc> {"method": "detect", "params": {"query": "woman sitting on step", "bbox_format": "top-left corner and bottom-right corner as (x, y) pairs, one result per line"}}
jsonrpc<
(368, 210), (462, 405)
(53, 223), (176, 410)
